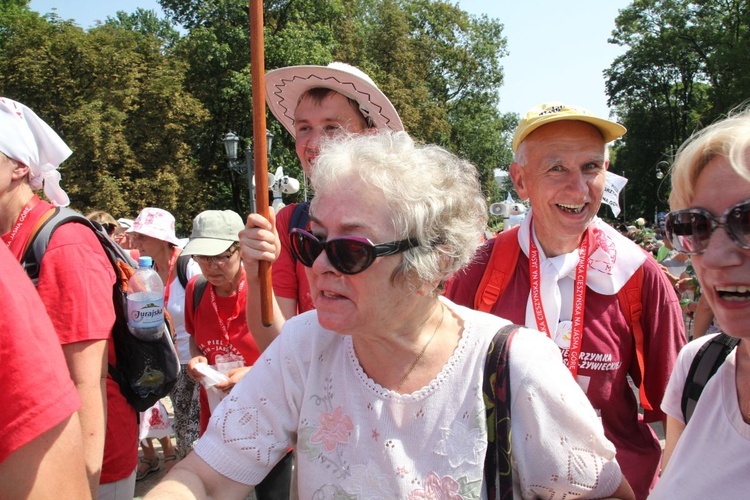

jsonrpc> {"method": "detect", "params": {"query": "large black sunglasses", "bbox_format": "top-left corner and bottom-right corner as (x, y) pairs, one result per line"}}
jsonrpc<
(289, 228), (419, 275)
(664, 198), (750, 255)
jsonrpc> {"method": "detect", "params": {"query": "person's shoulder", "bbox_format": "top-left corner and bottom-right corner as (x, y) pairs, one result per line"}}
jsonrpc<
(637, 250), (681, 295)
(638, 250), (666, 275)
(47, 218), (98, 245)
(448, 238), (495, 285)
(45, 220), (111, 268)
(275, 202), (298, 231)
(678, 332), (723, 361)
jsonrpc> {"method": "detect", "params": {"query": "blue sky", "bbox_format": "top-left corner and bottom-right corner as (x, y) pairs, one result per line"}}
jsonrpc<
(29, 0), (631, 119)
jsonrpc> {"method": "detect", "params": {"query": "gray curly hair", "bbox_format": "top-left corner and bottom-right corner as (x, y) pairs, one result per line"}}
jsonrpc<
(309, 130), (487, 293)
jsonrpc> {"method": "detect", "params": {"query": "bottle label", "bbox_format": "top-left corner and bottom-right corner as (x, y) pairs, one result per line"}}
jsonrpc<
(127, 291), (164, 330)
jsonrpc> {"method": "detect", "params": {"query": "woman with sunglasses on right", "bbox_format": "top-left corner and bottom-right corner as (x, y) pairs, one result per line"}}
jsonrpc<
(147, 131), (632, 499)
(650, 109), (750, 498)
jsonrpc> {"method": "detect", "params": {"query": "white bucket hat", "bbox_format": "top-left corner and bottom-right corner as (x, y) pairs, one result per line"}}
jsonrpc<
(265, 62), (404, 138)
(127, 207), (181, 246)
(181, 210), (244, 257)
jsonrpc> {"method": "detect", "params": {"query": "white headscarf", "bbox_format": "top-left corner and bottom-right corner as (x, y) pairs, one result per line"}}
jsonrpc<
(0, 97), (72, 206)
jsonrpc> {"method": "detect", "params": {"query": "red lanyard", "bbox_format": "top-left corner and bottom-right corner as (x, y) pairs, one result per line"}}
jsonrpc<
(161, 247), (181, 306)
(4, 202), (34, 249)
(529, 224), (591, 378)
(208, 271), (246, 353)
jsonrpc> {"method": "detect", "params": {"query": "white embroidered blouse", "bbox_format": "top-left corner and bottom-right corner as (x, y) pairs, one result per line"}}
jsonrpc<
(195, 297), (623, 499)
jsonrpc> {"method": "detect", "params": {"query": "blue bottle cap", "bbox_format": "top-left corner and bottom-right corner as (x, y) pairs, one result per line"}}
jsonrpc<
(138, 256), (154, 268)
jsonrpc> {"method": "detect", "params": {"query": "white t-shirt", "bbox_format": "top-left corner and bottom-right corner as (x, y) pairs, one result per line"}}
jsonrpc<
(650, 333), (750, 498)
(195, 298), (622, 499)
(167, 257), (202, 362)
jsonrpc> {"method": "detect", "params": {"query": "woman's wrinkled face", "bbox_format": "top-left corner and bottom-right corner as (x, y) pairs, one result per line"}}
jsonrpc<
(131, 232), (165, 258)
(304, 175), (413, 336)
(689, 155), (750, 338)
(194, 244), (241, 288)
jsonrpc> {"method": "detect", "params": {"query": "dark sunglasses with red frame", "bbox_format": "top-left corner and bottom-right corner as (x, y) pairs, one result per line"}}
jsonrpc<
(289, 228), (419, 275)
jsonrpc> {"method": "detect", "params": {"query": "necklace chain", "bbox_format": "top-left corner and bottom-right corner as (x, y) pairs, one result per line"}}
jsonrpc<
(396, 303), (445, 392)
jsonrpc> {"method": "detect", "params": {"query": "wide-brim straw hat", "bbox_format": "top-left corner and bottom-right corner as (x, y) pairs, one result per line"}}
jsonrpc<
(265, 62), (404, 138)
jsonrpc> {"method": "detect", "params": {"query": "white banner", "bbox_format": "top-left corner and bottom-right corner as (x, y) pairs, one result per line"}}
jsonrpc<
(603, 171), (628, 218)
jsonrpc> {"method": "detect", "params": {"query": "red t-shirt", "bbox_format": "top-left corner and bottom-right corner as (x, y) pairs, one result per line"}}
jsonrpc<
(446, 238), (685, 500)
(274, 203), (315, 314)
(3, 196), (138, 483)
(185, 270), (261, 433)
(0, 245), (81, 463)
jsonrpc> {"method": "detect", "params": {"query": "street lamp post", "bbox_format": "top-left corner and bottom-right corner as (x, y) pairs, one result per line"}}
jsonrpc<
(654, 160), (670, 225)
(222, 130), (274, 214)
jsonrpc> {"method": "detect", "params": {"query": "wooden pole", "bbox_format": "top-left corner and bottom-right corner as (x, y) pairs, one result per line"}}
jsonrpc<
(249, 0), (273, 326)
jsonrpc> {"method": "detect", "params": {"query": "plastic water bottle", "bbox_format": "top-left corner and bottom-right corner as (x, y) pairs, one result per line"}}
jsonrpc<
(126, 256), (165, 341)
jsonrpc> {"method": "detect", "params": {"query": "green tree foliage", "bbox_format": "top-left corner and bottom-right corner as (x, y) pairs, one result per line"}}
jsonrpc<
(2, 0), (513, 227)
(0, 5), (210, 232)
(159, 0), (512, 204)
(606, 0), (750, 221)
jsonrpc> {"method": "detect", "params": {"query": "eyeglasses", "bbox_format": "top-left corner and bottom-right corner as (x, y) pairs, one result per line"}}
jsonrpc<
(194, 247), (238, 266)
(664, 199), (750, 255)
(289, 228), (419, 275)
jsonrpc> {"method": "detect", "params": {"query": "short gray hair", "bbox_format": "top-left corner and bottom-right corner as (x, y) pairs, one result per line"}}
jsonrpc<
(310, 131), (487, 293)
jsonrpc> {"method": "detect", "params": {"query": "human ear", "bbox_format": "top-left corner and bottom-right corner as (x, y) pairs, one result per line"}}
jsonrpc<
(509, 162), (529, 201)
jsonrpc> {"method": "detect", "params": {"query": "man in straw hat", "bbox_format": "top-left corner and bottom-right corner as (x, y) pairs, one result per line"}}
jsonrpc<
(446, 102), (685, 498)
(239, 62), (403, 349)
(0, 97), (138, 497)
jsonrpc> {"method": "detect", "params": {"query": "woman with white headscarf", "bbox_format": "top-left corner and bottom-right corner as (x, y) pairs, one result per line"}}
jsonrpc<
(0, 97), (138, 499)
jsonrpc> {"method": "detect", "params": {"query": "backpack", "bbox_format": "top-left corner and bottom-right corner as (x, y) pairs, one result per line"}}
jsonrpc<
(473, 226), (655, 411)
(176, 253), (209, 310)
(190, 275), (209, 312)
(681, 333), (739, 424)
(21, 207), (180, 413)
(175, 253), (192, 289)
(289, 201), (310, 233)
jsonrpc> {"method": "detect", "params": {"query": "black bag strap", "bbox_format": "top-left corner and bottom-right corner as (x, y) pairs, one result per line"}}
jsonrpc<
(483, 323), (520, 500)
(192, 275), (209, 312)
(681, 333), (739, 424)
(288, 201), (310, 263)
(289, 201), (310, 232)
(175, 253), (192, 289)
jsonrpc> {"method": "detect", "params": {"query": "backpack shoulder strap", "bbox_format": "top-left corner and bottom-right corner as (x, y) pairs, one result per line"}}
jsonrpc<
(192, 275), (209, 312)
(22, 207), (94, 282)
(474, 226), (521, 313)
(176, 253), (192, 289)
(681, 333), (739, 424)
(483, 323), (520, 500)
(21, 206), (136, 285)
(289, 201), (310, 232)
(616, 266), (652, 410)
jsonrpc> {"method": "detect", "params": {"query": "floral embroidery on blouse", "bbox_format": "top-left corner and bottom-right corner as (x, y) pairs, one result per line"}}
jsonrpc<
(310, 405), (353, 452)
(408, 471), (463, 499)
(435, 419), (486, 467)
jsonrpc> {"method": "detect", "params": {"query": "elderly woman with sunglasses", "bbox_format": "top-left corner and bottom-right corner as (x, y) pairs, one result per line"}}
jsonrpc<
(147, 131), (632, 499)
(649, 109), (750, 498)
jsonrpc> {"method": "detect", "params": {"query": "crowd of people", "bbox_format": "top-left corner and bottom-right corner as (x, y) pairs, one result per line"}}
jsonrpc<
(2, 60), (749, 499)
